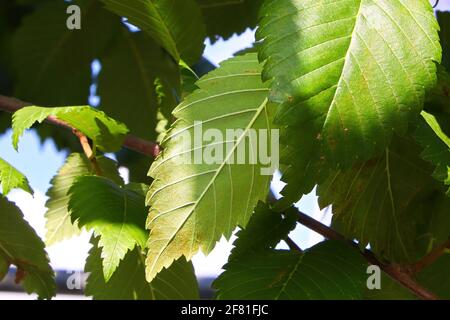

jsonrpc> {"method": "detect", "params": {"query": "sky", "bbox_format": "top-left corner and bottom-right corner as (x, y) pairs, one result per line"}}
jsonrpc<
(1, 0), (448, 286)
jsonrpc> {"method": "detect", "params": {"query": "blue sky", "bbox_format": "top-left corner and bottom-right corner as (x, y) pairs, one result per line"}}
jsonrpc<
(1, 0), (448, 279)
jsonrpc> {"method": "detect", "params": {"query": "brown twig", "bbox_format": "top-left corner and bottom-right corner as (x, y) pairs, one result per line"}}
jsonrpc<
(285, 237), (303, 253)
(72, 129), (103, 175)
(0, 95), (161, 158)
(295, 210), (439, 300)
(412, 239), (450, 274)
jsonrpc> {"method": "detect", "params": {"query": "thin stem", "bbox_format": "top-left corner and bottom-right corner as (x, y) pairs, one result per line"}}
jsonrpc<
(72, 129), (102, 176)
(285, 237), (303, 253)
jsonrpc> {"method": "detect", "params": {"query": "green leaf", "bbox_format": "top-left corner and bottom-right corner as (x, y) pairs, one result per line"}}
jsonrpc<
(145, 53), (274, 281)
(85, 238), (199, 300)
(100, 0), (206, 64)
(196, 0), (261, 42)
(12, 105), (129, 152)
(274, 122), (331, 209)
(425, 65), (450, 114)
(414, 111), (450, 195)
(214, 240), (367, 300)
(364, 271), (416, 300)
(0, 157), (32, 196)
(0, 197), (55, 299)
(317, 135), (447, 262)
(68, 176), (148, 281)
(417, 253), (450, 300)
(229, 202), (298, 261)
(98, 29), (180, 141)
(421, 112), (450, 148)
(414, 192), (450, 256)
(45, 153), (123, 246)
(257, 0), (441, 169)
(437, 11), (450, 72)
(12, 0), (120, 106)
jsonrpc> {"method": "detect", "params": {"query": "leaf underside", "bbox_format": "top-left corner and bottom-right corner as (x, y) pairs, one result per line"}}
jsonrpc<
(214, 241), (367, 300)
(414, 111), (450, 195)
(0, 198), (55, 299)
(145, 53), (274, 281)
(318, 135), (450, 262)
(12, 105), (129, 152)
(12, 0), (119, 106)
(100, 0), (206, 64)
(85, 238), (199, 300)
(45, 153), (123, 246)
(0, 157), (32, 196)
(69, 176), (148, 281)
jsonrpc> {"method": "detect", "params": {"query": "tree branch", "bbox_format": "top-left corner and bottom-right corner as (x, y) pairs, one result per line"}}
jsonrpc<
(412, 238), (450, 274)
(295, 210), (439, 300)
(0, 95), (161, 158)
(285, 237), (303, 253)
(72, 129), (103, 175)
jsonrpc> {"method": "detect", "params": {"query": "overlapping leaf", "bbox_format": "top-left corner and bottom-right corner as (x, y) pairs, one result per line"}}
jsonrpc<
(0, 197), (55, 299)
(98, 29), (180, 141)
(100, 0), (206, 64)
(417, 253), (450, 300)
(425, 65), (450, 114)
(196, 0), (261, 42)
(414, 192), (450, 257)
(12, 0), (119, 106)
(12, 106), (129, 152)
(257, 0), (441, 205)
(85, 238), (199, 300)
(414, 111), (450, 195)
(45, 153), (123, 245)
(318, 135), (449, 262)
(229, 202), (298, 261)
(69, 176), (148, 281)
(214, 241), (367, 300)
(364, 271), (416, 300)
(437, 11), (450, 71)
(0, 157), (32, 196)
(365, 249), (450, 301)
(274, 122), (331, 209)
(145, 53), (274, 281)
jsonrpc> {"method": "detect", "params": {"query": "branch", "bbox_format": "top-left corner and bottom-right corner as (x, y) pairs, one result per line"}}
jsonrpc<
(0, 95), (161, 158)
(72, 129), (103, 175)
(285, 237), (303, 253)
(412, 239), (450, 274)
(295, 210), (439, 300)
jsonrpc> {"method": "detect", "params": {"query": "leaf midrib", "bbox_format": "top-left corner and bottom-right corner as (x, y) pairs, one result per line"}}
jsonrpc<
(322, 0), (362, 132)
